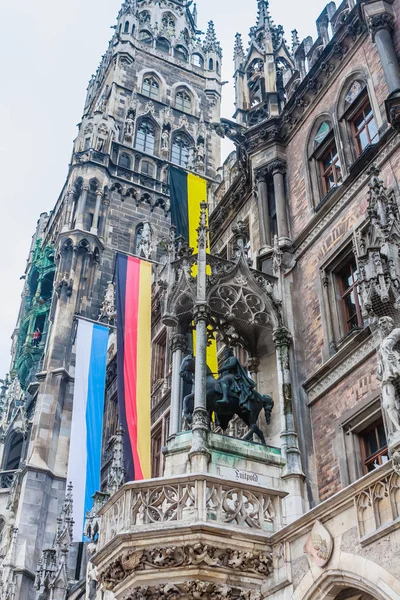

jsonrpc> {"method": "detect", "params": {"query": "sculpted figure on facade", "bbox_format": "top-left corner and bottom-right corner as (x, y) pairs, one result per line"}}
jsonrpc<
(124, 110), (135, 142)
(136, 222), (153, 260)
(377, 316), (400, 435)
(161, 129), (170, 153)
(99, 282), (116, 325)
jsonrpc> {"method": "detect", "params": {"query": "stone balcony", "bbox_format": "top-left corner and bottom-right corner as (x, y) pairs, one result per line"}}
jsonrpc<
(93, 433), (289, 599)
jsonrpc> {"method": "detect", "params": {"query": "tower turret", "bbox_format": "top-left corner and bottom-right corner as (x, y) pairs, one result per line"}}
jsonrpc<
(233, 0), (294, 126)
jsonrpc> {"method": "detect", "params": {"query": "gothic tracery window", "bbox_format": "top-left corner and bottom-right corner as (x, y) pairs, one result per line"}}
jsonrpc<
(142, 76), (160, 100)
(161, 13), (175, 35)
(171, 133), (192, 168)
(139, 11), (151, 25)
(175, 89), (192, 112)
(136, 119), (156, 154)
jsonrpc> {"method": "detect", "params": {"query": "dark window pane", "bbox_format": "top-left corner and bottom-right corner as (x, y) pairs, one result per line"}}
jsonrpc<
(359, 128), (369, 151)
(378, 423), (387, 449)
(369, 118), (378, 142)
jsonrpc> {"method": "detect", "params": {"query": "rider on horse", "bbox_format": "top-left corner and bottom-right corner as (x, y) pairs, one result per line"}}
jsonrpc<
(217, 347), (256, 411)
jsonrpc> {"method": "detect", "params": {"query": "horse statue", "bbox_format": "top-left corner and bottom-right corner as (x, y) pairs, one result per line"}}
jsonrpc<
(179, 348), (274, 445)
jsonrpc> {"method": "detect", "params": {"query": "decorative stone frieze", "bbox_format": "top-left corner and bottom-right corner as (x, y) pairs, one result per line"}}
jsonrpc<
(120, 581), (263, 600)
(100, 543), (273, 591)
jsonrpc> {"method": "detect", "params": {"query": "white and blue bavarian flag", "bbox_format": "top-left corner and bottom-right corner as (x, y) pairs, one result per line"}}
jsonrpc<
(67, 318), (109, 541)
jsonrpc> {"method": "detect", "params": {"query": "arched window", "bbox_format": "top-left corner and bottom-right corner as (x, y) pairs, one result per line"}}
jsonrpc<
(192, 53), (204, 68)
(307, 119), (342, 203)
(162, 13), (176, 35)
(139, 30), (153, 45)
(4, 432), (23, 471)
(171, 133), (192, 168)
(136, 120), (155, 154)
(174, 45), (188, 62)
(339, 79), (379, 161)
(124, 21), (130, 33)
(119, 153), (132, 169)
(156, 37), (170, 53)
(142, 76), (159, 100)
(216, 60), (220, 74)
(141, 161), (155, 177)
(175, 89), (192, 112)
(209, 58), (214, 71)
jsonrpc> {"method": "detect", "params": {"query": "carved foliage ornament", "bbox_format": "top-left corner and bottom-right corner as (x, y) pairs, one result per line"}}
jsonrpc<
(123, 582), (263, 600)
(100, 543), (273, 589)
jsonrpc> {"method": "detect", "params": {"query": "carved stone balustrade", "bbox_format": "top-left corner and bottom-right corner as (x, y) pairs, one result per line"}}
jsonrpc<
(93, 470), (286, 598)
(355, 462), (400, 542)
(97, 473), (284, 553)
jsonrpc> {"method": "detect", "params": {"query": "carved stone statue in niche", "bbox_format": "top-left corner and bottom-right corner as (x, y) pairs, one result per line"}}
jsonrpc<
(124, 110), (135, 142)
(377, 316), (400, 436)
(99, 282), (116, 325)
(137, 222), (153, 260)
(161, 129), (170, 154)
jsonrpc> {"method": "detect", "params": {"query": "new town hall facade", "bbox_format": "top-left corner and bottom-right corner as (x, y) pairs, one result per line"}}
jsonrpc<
(1, 0), (400, 599)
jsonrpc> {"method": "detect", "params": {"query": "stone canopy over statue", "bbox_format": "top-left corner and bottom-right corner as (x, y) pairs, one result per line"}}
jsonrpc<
(179, 346), (274, 444)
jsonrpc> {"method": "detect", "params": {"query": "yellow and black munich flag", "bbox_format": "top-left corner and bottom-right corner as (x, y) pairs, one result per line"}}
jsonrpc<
(170, 166), (209, 252)
(170, 166), (218, 376)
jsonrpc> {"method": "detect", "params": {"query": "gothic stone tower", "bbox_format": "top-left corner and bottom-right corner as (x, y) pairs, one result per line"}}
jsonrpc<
(0, 1), (222, 597)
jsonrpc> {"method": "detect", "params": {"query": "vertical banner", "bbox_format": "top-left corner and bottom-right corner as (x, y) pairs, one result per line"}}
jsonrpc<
(67, 319), (109, 542)
(170, 167), (218, 376)
(116, 253), (151, 482)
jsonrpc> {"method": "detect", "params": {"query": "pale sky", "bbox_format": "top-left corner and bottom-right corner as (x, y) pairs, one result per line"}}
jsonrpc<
(0, 0), (330, 376)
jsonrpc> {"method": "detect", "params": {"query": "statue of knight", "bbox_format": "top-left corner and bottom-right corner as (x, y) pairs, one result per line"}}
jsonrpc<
(180, 346), (274, 444)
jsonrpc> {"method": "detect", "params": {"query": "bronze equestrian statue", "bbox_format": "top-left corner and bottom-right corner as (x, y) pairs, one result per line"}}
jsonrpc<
(179, 347), (274, 444)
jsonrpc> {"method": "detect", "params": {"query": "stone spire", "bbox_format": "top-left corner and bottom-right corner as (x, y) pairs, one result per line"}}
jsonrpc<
(203, 21), (222, 57)
(291, 29), (300, 53)
(234, 33), (245, 59)
(255, 0), (271, 31)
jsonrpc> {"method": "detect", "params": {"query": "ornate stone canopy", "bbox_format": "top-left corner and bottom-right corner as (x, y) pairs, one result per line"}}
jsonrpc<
(159, 231), (282, 355)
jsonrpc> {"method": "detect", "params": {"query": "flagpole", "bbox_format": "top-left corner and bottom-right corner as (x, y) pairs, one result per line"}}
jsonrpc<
(73, 315), (116, 330)
(189, 202), (211, 470)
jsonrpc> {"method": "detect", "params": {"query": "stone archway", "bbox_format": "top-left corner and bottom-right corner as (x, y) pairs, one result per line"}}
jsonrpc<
(333, 589), (377, 600)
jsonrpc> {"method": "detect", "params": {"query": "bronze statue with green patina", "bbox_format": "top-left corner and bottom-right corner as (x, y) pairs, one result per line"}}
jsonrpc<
(179, 347), (273, 444)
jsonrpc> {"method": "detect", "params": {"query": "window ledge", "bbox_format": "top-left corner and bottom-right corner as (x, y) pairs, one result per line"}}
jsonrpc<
(303, 327), (377, 405)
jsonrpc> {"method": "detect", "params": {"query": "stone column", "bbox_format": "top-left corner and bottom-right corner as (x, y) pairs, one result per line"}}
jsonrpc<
(270, 160), (291, 246)
(75, 185), (89, 230)
(90, 190), (103, 235)
(247, 356), (260, 386)
(365, 7), (400, 129)
(254, 168), (271, 248)
(62, 190), (75, 233)
(189, 203), (211, 470)
(169, 332), (188, 437)
(369, 13), (400, 93)
(322, 276), (336, 356)
(98, 197), (110, 240)
(273, 326), (305, 522)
